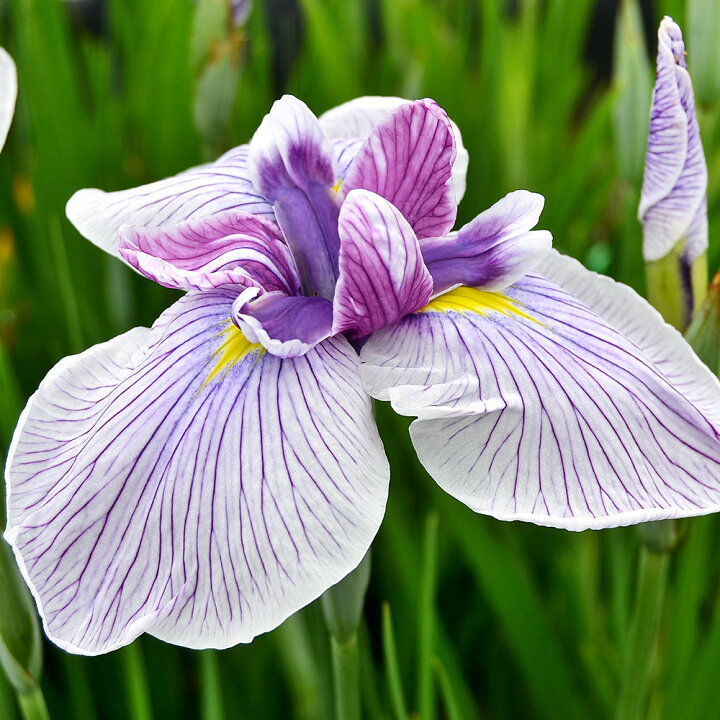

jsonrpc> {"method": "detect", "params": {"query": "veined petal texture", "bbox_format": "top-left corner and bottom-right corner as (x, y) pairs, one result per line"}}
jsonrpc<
(319, 96), (469, 204)
(5, 291), (389, 654)
(360, 262), (720, 530)
(66, 146), (272, 257)
(638, 16), (707, 263)
(332, 190), (433, 338)
(249, 95), (341, 299)
(421, 191), (552, 294)
(232, 288), (333, 358)
(118, 210), (299, 294)
(0, 48), (17, 152)
(344, 99), (457, 239)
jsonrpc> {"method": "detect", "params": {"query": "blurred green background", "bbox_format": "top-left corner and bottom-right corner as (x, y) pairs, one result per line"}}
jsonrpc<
(3, 0), (720, 718)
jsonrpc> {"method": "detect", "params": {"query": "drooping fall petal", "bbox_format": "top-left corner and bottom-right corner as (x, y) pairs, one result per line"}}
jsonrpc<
(5, 291), (389, 654)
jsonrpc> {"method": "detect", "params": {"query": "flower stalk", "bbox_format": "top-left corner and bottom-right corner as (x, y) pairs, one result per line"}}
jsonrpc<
(321, 552), (371, 720)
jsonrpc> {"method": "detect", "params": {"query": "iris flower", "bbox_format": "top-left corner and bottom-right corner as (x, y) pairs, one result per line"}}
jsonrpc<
(6, 95), (720, 656)
(639, 17), (707, 276)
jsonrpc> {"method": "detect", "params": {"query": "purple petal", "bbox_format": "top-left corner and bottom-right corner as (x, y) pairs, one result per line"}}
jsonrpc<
(249, 95), (341, 300)
(67, 145), (273, 257)
(343, 99), (457, 238)
(332, 190), (433, 339)
(118, 210), (299, 294)
(360, 269), (720, 530)
(421, 191), (552, 294)
(319, 96), (469, 204)
(5, 290), (389, 654)
(232, 288), (333, 358)
(0, 48), (17, 152)
(638, 17), (707, 263)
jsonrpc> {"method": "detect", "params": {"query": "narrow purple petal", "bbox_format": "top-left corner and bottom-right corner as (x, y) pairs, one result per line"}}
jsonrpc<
(360, 272), (720, 530)
(639, 17), (707, 263)
(332, 190), (433, 339)
(67, 145), (273, 258)
(249, 95), (341, 299)
(343, 99), (457, 238)
(421, 191), (552, 294)
(232, 288), (333, 358)
(118, 210), (299, 294)
(5, 291), (389, 654)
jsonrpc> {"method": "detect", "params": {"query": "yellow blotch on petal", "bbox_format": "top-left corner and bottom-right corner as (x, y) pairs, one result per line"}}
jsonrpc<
(420, 285), (538, 323)
(332, 178), (342, 193)
(199, 322), (264, 392)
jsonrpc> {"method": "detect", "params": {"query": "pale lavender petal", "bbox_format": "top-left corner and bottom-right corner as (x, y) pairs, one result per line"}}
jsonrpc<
(118, 210), (299, 294)
(249, 95), (341, 300)
(332, 190), (432, 339)
(319, 96), (469, 203)
(536, 249), (720, 429)
(638, 17), (707, 263)
(232, 287), (333, 358)
(343, 99), (457, 238)
(66, 145), (272, 257)
(421, 191), (552, 294)
(0, 48), (17, 152)
(360, 275), (720, 530)
(5, 291), (388, 654)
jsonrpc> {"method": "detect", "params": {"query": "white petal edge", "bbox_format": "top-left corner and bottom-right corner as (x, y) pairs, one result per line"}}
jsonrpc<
(66, 146), (272, 258)
(0, 48), (17, 152)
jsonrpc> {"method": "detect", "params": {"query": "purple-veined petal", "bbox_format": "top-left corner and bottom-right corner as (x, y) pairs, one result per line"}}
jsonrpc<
(332, 190), (433, 339)
(421, 191), (552, 294)
(5, 290), (389, 654)
(232, 287), (333, 358)
(319, 96), (469, 204)
(638, 17), (707, 263)
(249, 95), (341, 300)
(343, 99), (458, 238)
(536, 249), (720, 429)
(0, 48), (17, 152)
(66, 146), (272, 257)
(333, 138), (364, 182)
(360, 273), (720, 530)
(118, 210), (299, 294)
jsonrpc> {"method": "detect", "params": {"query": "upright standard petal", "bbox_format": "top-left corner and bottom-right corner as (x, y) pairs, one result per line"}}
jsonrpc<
(638, 17), (707, 263)
(0, 48), (17, 152)
(232, 288), (333, 358)
(343, 99), (458, 238)
(5, 291), (389, 654)
(249, 95), (341, 300)
(66, 146), (273, 257)
(332, 190), (433, 339)
(360, 275), (720, 530)
(319, 96), (469, 204)
(118, 210), (299, 294)
(421, 191), (552, 294)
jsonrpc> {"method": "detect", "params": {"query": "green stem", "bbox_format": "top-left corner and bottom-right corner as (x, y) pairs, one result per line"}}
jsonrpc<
(199, 651), (224, 720)
(122, 642), (154, 720)
(615, 547), (669, 720)
(16, 684), (50, 720)
(330, 633), (360, 720)
(381, 603), (408, 720)
(417, 513), (439, 720)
